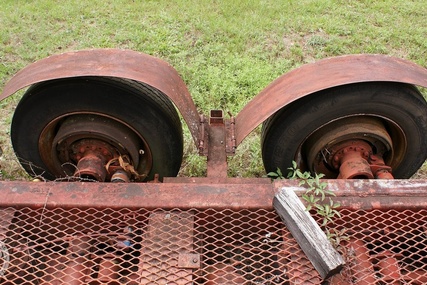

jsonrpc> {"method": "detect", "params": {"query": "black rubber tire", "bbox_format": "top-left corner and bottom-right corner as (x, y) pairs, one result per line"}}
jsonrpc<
(261, 82), (427, 178)
(11, 77), (183, 181)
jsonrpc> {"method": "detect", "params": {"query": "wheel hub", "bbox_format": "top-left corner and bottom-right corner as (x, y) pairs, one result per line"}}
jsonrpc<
(304, 116), (395, 178)
(39, 114), (151, 181)
(330, 140), (375, 179)
(64, 139), (115, 181)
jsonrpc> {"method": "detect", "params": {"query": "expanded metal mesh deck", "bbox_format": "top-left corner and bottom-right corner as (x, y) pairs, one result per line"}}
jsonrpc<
(1, 206), (426, 284)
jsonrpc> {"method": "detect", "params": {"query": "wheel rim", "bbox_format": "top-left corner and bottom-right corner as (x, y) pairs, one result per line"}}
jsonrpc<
(296, 115), (406, 178)
(38, 113), (152, 181)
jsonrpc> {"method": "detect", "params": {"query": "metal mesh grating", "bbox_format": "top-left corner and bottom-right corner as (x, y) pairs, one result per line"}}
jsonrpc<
(0, 207), (426, 284)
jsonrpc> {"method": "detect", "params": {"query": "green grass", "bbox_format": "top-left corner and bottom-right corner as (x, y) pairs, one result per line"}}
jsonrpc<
(0, 0), (426, 179)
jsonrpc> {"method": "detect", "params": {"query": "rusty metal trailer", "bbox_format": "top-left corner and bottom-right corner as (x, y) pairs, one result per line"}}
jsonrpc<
(1, 49), (427, 284)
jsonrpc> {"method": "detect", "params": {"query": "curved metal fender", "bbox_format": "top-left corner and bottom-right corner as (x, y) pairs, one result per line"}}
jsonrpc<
(235, 54), (427, 146)
(0, 49), (200, 145)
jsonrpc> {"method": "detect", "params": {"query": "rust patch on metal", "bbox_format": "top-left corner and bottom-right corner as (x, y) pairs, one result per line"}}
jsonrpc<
(178, 253), (201, 269)
(139, 211), (195, 284)
(206, 110), (228, 178)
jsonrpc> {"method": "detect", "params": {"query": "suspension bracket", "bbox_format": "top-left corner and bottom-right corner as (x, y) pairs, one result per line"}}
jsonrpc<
(198, 110), (236, 156)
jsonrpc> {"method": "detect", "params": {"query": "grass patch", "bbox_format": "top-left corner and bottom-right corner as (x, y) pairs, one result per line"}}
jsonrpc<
(0, 0), (426, 179)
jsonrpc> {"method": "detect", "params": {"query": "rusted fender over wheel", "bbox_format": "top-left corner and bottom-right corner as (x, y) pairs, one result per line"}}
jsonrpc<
(0, 49), (200, 145)
(235, 54), (427, 146)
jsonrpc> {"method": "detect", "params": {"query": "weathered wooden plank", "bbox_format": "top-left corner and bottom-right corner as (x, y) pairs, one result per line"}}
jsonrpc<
(273, 187), (345, 279)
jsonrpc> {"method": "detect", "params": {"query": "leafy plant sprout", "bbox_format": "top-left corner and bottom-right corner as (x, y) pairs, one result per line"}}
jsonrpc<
(268, 161), (348, 248)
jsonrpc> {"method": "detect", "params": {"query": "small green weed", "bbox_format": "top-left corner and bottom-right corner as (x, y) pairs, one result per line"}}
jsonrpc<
(268, 161), (348, 247)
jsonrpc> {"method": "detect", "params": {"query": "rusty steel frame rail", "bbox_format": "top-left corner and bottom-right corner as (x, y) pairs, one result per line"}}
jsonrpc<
(1, 179), (427, 211)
